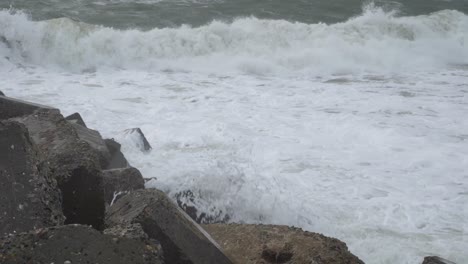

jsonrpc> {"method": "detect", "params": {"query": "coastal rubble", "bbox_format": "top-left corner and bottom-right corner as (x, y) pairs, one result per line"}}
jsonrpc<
(0, 120), (64, 236)
(106, 189), (233, 264)
(9, 109), (106, 230)
(0, 225), (163, 264)
(102, 167), (145, 206)
(422, 256), (457, 264)
(65, 112), (87, 127)
(104, 138), (129, 169)
(122, 127), (152, 151)
(203, 223), (365, 264)
(0, 95), (370, 263)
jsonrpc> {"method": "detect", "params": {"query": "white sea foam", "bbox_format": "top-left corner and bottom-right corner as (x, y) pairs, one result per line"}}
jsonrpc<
(1, 7), (467, 75)
(1, 5), (467, 264)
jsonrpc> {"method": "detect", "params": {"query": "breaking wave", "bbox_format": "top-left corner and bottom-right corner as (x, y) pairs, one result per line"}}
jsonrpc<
(0, 5), (467, 75)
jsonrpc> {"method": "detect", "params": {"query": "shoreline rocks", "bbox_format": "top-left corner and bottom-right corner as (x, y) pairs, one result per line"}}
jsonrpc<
(102, 167), (145, 206)
(422, 256), (457, 264)
(203, 224), (365, 264)
(0, 95), (382, 264)
(0, 120), (64, 236)
(106, 189), (233, 264)
(0, 224), (163, 264)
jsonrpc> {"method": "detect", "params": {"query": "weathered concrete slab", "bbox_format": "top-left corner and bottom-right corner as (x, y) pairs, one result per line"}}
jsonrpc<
(422, 256), (457, 264)
(106, 189), (233, 264)
(71, 122), (111, 168)
(10, 109), (105, 230)
(65, 112), (87, 127)
(0, 225), (164, 264)
(102, 167), (145, 206)
(0, 96), (57, 119)
(203, 224), (365, 264)
(123, 127), (152, 151)
(0, 121), (64, 236)
(104, 138), (129, 169)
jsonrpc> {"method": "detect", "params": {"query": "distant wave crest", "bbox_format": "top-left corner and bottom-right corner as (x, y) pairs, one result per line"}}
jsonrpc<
(1, 5), (467, 75)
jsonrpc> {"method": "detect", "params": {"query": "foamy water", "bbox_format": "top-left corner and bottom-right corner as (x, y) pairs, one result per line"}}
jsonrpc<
(1, 5), (467, 264)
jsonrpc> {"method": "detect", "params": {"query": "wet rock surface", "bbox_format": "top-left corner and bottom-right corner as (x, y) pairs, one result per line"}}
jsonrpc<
(0, 95), (368, 264)
(0, 225), (164, 264)
(65, 112), (87, 127)
(102, 167), (145, 206)
(0, 121), (64, 236)
(203, 224), (365, 264)
(106, 189), (233, 264)
(123, 127), (152, 151)
(70, 121), (111, 168)
(0, 96), (56, 119)
(104, 138), (129, 169)
(10, 109), (105, 230)
(422, 256), (457, 264)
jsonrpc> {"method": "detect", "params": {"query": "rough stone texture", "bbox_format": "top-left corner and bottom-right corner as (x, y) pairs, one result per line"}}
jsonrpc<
(104, 223), (150, 240)
(203, 224), (365, 264)
(106, 189), (233, 264)
(0, 96), (56, 119)
(0, 121), (64, 236)
(123, 127), (152, 151)
(71, 122), (111, 168)
(0, 225), (164, 264)
(10, 109), (105, 230)
(102, 167), (145, 206)
(65, 112), (87, 127)
(422, 256), (457, 264)
(104, 138), (129, 169)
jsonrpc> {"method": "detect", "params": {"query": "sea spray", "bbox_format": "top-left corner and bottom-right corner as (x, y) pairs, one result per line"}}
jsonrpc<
(0, 6), (467, 75)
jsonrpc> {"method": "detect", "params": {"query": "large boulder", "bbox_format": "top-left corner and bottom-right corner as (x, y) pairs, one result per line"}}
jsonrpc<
(10, 109), (105, 230)
(70, 121), (111, 168)
(106, 189), (233, 264)
(0, 121), (64, 236)
(102, 167), (145, 206)
(65, 112), (87, 127)
(104, 138), (129, 169)
(122, 127), (152, 151)
(203, 224), (365, 264)
(422, 256), (457, 264)
(0, 95), (56, 120)
(0, 224), (164, 264)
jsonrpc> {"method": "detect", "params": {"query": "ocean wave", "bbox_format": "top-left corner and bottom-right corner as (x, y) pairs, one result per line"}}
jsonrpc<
(0, 6), (467, 75)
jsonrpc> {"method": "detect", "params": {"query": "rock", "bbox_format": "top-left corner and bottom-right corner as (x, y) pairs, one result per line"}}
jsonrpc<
(104, 223), (150, 240)
(0, 225), (164, 264)
(0, 90), (4, 96)
(102, 167), (145, 206)
(0, 95), (56, 120)
(106, 189), (233, 264)
(104, 138), (129, 169)
(0, 121), (64, 236)
(70, 121), (111, 168)
(422, 256), (457, 264)
(123, 127), (152, 151)
(65, 112), (87, 127)
(10, 109), (105, 230)
(175, 190), (230, 224)
(202, 224), (365, 264)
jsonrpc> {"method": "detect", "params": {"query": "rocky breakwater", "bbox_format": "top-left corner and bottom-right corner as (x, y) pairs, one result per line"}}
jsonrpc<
(0, 92), (449, 264)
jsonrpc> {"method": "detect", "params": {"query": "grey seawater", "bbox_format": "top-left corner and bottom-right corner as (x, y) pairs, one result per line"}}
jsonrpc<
(1, 0), (467, 29)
